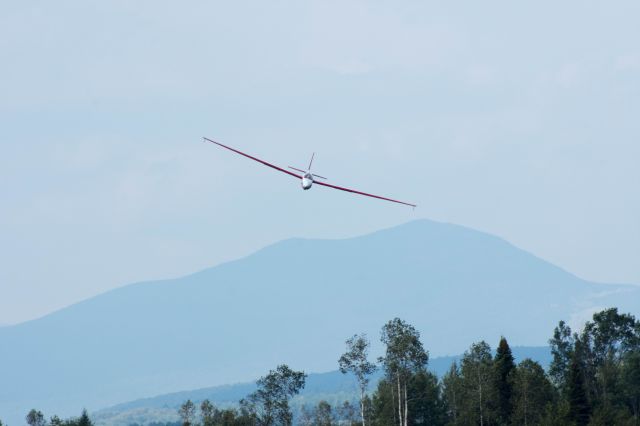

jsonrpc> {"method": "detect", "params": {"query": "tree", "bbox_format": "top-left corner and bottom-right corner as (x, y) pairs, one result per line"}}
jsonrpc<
(370, 371), (444, 426)
(549, 320), (574, 392)
(311, 401), (334, 426)
(442, 362), (463, 425)
(512, 359), (556, 426)
(179, 400), (196, 426)
(339, 334), (377, 426)
(242, 364), (306, 426)
(26, 409), (46, 426)
(336, 401), (360, 426)
(460, 341), (494, 426)
(621, 351), (640, 425)
(50, 416), (64, 426)
(582, 308), (639, 410)
(379, 318), (429, 426)
(407, 370), (445, 426)
(200, 399), (216, 426)
(493, 337), (515, 425)
(567, 340), (591, 426)
(371, 379), (398, 426)
(77, 409), (92, 426)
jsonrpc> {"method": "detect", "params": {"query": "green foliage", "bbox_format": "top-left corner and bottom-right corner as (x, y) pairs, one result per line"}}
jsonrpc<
(620, 351), (640, 424)
(26, 409), (46, 426)
(370, 379), (397, 426)
(242, 364), (306, 426)
(24, 309), (640, 426)
(406, 370), (446, 426)
(370, 371), (445, 426)
(200, 400), (216, 426)
(512, 359), (556, 426)
(379, 318), (429, 426)
(549, 320), (574, 392)
(339, 334), (376, 426)
(179, 400), (196, 426)
(77, 409), (92, 426)
(442, 362), (463, 425)
(336, 401), (361, 426)
(314, 400), (332, 426)
(493, 337), (515, 425)
(567, 340), (591, 426)
(460, 341), (494, 425)
(50, 415), (64, 426)
(380, 318), (429, 380)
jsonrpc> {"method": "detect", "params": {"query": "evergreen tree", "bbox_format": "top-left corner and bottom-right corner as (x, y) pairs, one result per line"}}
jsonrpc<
(371, 379), (398, 426)
(77, 409), (92, 426)
(50, 415), (64, 426)
(407, 370), (445, 426)
(567, 341), (591, 426)
(493, 337), (515, 425)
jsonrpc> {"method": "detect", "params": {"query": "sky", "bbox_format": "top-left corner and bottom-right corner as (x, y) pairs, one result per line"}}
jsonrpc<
(1, 1), (639, 325)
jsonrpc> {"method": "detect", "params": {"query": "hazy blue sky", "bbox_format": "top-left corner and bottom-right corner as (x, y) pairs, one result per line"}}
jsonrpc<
(2, 1), (639, 325)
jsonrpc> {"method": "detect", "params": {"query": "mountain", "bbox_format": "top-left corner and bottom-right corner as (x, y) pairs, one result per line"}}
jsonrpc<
(93, 346), (553, 426)
(1, 220), (639, 424)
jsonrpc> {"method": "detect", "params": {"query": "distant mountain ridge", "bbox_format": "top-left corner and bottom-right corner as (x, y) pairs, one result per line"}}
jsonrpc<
(1, 220), (638, 424)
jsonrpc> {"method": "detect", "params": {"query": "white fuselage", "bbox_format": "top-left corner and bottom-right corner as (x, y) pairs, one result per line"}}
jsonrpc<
(301, 173), (313, 190)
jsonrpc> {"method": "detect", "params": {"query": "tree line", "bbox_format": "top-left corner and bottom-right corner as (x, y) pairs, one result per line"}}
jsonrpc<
(10, 307), (640, 426)
(176, 308), (640, 426)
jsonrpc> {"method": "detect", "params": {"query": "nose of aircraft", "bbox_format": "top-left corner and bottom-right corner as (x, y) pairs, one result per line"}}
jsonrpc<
(301, 175), (313, 190)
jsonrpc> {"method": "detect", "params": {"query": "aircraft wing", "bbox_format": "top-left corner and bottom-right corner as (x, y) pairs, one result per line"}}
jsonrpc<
(204, 137), (302, 179)
(314, 180), (416, 207)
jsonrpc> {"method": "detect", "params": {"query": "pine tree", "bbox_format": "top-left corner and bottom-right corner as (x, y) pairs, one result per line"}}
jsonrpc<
(407, 370), (446, 426)
(494, 337), (515, 425)
(77, 409), (92, 426)
(567, 342), (591, 426)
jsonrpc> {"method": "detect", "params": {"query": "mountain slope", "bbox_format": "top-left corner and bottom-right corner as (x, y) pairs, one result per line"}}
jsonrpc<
(1, 220), (638, 423)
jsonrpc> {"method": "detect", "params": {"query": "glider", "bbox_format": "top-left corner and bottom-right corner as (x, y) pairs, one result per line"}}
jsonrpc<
(204, 137), (416, 208)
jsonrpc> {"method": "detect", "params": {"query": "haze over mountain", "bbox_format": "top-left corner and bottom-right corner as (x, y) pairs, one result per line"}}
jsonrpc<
(1, 220), (638, 424)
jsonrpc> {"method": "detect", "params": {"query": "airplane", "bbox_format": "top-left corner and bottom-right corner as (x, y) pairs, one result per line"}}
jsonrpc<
(204, 137), (416, 208)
